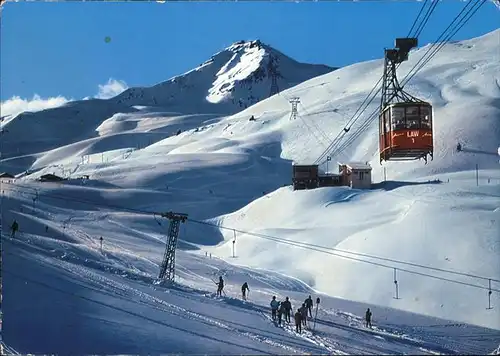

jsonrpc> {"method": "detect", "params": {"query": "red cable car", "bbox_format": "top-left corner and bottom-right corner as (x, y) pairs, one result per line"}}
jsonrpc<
(379, 38), (434, 164)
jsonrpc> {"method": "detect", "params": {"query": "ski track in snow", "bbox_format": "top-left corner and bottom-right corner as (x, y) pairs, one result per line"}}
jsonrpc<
(5, 223), (500, 355)
(10, 236), (331, 354)
(9, 232), (482, 356)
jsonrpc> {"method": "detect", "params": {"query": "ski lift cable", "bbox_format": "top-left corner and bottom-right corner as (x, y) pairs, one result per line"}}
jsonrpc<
(407, 0), (430, 38)
(412, 0), (440, 39)
(281, 90), (336, 151)
(401, 0), (484, 87)
(296, 102), (333, 146)
(329, 107), (379, 159)
(314, 83), (383, 165)
(5, 182), (500, 286)
(402, 0), (487, 88)
(187, 218), (500, 290)
(329, 108), (379, 159)
(296, 112), (332, 151)
(312, 84), (380, 165)
(278, 91), (332, 148)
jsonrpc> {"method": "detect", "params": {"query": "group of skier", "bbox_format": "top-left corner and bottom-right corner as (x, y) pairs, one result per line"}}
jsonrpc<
(215, 276), (374, 334)
(271, 295), (314, 333)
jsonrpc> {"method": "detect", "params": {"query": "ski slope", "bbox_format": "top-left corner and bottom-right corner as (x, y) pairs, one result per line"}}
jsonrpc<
(2, 197), (499, 355)
(1, 29), (500, 354)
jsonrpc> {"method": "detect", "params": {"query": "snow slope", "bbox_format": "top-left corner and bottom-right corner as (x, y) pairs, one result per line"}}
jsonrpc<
(0, 40), (334, 173)
(1, 29), (500, 353)
(2, 189), (499, 355)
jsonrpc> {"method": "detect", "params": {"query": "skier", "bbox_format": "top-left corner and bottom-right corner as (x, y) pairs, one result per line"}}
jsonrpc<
(277, 300), (286, 326)
(294, 309), (303, 334)
(300, 303), (308, 327)
(270, 296), (279, 321)
(365, 308), (372, 329)
(216, 276), (224, 297)
(10, 220), (19, 238)
(241, 282), (249, 300)
(456, 142), (462, 152)
(305, 295), (313, 317)
(282, 296), (292, 323)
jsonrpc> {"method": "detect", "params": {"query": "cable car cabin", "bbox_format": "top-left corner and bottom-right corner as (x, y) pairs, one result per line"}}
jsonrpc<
(379, 102), (433, 163)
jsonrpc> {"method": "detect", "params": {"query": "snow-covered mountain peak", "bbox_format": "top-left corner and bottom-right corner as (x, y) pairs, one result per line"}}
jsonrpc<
(111, 40), (335, 112)
(225, 39), (264, 51)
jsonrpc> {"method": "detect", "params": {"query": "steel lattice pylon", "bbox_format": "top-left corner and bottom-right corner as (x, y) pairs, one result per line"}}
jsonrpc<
(158, 212), (188, 281)
(268, 55), (281, 97)
(289, 97), (300, 120)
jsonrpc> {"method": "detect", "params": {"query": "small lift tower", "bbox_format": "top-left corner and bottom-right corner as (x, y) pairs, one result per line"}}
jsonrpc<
(158, 211), (188, 282)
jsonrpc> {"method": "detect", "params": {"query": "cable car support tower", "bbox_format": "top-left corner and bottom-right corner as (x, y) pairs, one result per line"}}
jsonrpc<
(158, 211), (188, 282)
(268, 55), (280, 97)
(289, 97), (300, 120)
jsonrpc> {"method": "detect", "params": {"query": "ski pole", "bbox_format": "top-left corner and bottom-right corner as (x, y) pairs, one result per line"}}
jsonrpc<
(313, 297), (320, 332)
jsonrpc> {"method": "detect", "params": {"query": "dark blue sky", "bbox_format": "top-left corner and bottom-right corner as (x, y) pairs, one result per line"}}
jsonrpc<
(1, 1), (498, 100)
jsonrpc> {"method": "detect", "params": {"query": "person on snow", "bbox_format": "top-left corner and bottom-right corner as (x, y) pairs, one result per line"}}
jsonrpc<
(294, 309), (303, 334)
(300, 303), (308, 327)
(270, 296), (280, 321)
(241, 282), (249, 300)
(305, 295), (313, 317)
(365, 308), (372, 329)
(277, 300), (287, 326)
(456, 142), (462, 152)
(10, 220), (19, 238)
(282, 296), (292, 323)
(216, 276), (224, 297)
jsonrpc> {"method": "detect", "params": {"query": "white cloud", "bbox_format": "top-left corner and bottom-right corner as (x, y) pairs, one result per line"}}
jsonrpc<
(0, 78), (129, 119)
(96, 78), (128, 99)
(0, 94), (70, 118)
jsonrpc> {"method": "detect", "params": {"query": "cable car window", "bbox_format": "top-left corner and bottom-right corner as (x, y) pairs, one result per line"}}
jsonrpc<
(391, 107), (405, 130)
(384, 109), (391, 132)
(406, 106), (420, 129)
(420, 106), (432, 129)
